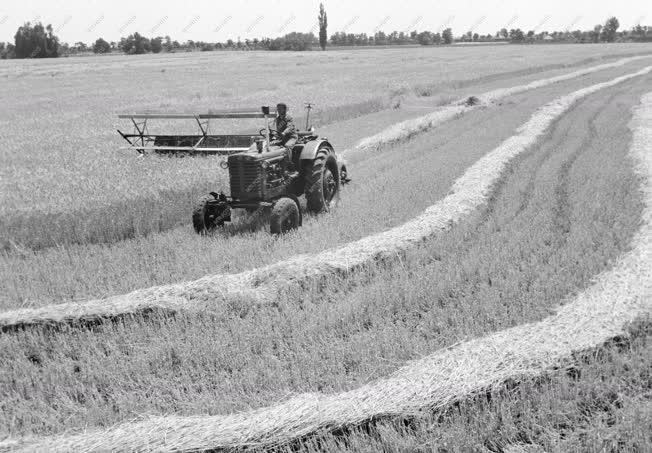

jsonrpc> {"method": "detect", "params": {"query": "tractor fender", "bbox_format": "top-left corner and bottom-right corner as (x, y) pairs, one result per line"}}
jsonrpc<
(299, 139), (333, 161)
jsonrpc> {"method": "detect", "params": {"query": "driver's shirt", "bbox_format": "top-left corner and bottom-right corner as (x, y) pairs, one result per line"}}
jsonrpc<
(275, 114), (298, 141)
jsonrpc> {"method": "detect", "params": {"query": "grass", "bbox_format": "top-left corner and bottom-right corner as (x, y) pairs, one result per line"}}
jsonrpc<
(1, 44), (651, 250)
(288, 320), (652, 453)
(2, 67), (641, 312)
(0, 78), (646, 438)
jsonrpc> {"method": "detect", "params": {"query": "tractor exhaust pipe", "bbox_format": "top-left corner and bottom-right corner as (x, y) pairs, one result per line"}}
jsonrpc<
(262, 105), (271, 152)
(304, 103), (313, 130)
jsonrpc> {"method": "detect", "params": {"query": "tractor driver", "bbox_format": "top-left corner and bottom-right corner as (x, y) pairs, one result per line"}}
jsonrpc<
(271, 103), (298, 163)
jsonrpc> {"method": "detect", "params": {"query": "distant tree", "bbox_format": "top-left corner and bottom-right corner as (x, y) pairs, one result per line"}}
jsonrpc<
(499, 28), (508, 39)
(570, 30), (583, 42)
(118, 36), (129, 53)
(150, 37), (163, 53)
(591, 24), (602, 43)
(630, 24), (651, 42)
(120, 32), (151, 54)
(2, 42), (15, 59)
(318, 3), (328, 50)
(139, 34), (152, 53)
(601, 17), (619, 42)
(14, 22), (59, 58)
(442, 28), (453, 44)
(92, 37), (111, 54)
(162, 36), (172, 52)
(632, 24), (645, 36)
(472, 32), (479, 41)
(417, 31), (433, 45)
(269, 32), (315, 51)
(509, 28), (525, 42)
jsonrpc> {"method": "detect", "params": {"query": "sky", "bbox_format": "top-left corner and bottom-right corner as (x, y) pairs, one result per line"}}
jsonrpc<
(0, 0), (649, 44)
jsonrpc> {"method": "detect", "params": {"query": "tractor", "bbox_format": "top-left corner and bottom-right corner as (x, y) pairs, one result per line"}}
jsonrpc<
(118, 105), (349, 234)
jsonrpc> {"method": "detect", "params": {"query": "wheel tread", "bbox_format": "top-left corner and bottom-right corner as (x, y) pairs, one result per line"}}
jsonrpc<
(305, 147), (339, 213)
(270, 198), (300, 234)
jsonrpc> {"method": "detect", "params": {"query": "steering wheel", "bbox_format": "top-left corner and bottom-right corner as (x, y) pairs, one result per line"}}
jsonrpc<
(259, 128), (279, 140)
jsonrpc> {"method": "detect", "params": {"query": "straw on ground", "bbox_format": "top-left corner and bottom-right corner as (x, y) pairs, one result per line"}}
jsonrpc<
(5, 89), (650, 453)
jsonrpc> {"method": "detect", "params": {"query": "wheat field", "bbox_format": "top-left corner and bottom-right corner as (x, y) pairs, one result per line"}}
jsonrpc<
(1, 43), (652, 451)
(2, 52), (651, 315)
(1, 44), (650, 250)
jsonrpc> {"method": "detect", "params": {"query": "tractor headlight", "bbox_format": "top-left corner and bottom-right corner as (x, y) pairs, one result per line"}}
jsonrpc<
(220, 160), (229, 169)
(261, 160), (269, 169)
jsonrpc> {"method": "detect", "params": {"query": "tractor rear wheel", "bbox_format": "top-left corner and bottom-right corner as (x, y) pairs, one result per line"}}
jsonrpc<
(192, 195), (225, 234)
(270, 197), (301, 234)
(305, 146), (339, 213)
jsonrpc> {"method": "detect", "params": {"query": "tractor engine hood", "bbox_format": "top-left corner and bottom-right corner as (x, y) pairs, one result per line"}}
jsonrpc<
(240, 144), (287, 160)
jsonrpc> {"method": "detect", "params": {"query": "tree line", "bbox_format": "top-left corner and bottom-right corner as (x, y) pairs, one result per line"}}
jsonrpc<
(1, 15), (650, 59)
(482, 17), (629, 44)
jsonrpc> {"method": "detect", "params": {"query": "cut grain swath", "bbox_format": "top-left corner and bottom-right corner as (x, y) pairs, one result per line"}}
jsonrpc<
(4, 88), (651, 453)
(347, 54), (651, 155)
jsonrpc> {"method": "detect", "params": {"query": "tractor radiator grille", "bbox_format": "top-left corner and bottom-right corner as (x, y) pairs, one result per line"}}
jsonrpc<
(229, 159), (264, 199)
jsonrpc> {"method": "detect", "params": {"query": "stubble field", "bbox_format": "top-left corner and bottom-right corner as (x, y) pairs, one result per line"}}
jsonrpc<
(1, 43), (651, 250)
(1, 43), (651, 451)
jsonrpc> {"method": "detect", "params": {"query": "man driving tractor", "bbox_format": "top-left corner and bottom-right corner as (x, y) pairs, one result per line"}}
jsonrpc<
(271, 103), (298, 164)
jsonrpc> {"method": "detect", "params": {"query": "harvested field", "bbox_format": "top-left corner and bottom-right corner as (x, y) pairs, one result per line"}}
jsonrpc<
(1, 62), (650, 451)
(1, 45), (651, 250)
(271, 322), (652, 453)
(2, 56), (652, 313)
(1, 44), (651, 451)
(2, 64), (650, 326)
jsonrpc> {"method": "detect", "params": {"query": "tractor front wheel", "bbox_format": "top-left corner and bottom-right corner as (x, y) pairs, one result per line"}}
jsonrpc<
(270, 197), (301, 234)
(192, 195), (227, 234)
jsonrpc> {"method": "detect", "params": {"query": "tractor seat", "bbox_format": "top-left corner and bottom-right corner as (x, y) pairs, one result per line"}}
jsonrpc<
(297, 130), (318, 138)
